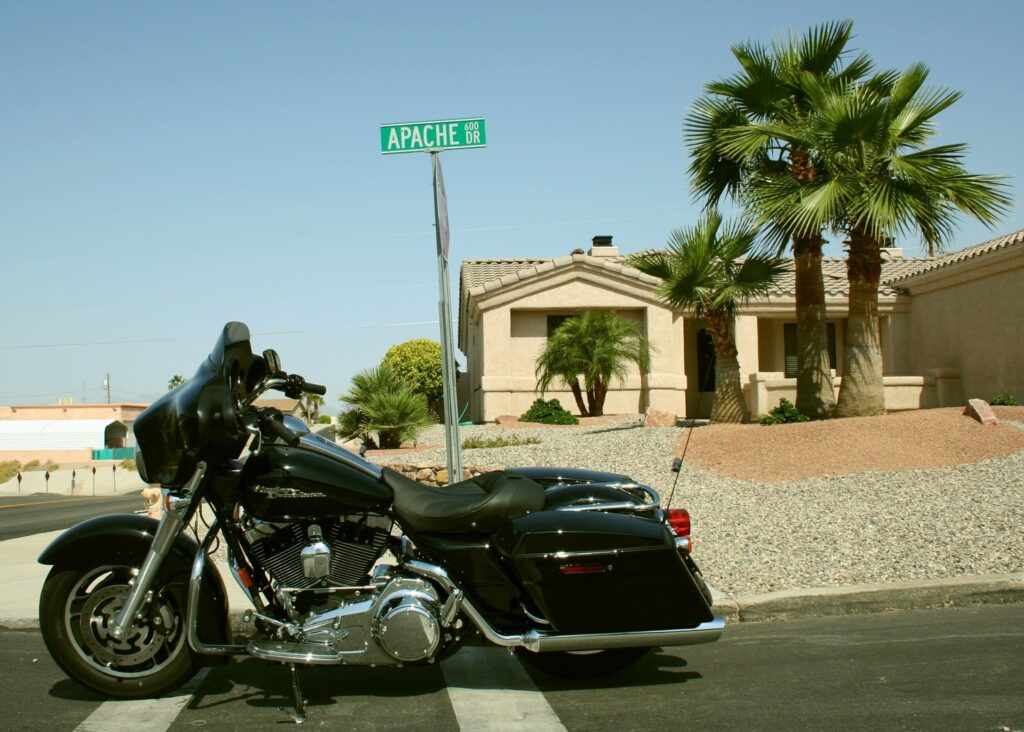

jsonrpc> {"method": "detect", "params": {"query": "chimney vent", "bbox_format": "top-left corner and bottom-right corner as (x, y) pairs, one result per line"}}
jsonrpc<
(588, 235), (618, 257)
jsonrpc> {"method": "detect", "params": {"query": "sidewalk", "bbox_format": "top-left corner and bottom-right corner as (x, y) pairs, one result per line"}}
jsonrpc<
(2, 530), (1021, 630)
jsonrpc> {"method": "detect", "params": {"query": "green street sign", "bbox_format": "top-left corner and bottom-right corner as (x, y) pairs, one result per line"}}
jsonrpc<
(380, 117), (486, 154)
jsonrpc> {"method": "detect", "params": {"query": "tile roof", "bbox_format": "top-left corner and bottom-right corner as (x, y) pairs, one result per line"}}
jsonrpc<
(886, 229), (1024, 283)
(460, 253), (930, 301)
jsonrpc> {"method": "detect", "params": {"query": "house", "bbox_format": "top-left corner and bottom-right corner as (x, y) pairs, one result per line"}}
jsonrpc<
(0, 403), (148, 463)
(458, 230), (1024, 422)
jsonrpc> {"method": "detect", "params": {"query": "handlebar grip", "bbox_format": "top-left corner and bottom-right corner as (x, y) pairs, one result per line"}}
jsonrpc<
(259, 409), (301, 447)
(303, 382), (327, 396)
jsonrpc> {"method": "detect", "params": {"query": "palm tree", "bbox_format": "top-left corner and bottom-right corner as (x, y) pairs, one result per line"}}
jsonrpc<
(302, 393), (325, 423)
(338, 364), (432, 449)
(750, 64), (1010, 415)
(535, 311), (651, 417)
(688, 20), (884, 419)
(627, 212), (787, 423)
(167, 375), (185, 390)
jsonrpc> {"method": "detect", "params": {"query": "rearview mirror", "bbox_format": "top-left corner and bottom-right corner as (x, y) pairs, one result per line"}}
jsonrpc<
(263, 349), (283, 376)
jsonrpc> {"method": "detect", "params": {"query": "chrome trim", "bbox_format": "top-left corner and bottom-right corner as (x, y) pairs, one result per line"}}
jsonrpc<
(555, 501), (660, 513)
(110, 462), (206, 641)
(282, 414), (311, 436)
(674, 536), (691, 553)
(188, 520), (248, 656)
(458, 595), (723, 651)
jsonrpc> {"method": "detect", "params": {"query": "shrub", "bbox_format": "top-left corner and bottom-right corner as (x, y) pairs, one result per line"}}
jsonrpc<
(0, 461), (20, 484)
(119, 459), (136, 471)
(990, 393), (1018, 406)
(462, 435), (541, 449)
(381, 339), (443, 404)
(318, 414), (333, 424)
(758, 398), (810, 426)
(520, 399), (579, 425)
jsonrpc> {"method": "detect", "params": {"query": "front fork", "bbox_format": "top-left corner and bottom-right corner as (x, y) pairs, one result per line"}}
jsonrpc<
(108, 462), (207, 641)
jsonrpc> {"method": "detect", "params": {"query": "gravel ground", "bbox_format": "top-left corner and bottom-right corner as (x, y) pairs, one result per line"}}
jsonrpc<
(371, 414), (1024, 598)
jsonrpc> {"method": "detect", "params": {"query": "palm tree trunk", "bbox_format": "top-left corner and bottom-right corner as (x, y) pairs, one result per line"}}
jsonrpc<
(789, 145), (836, 420)
(836, 229), (885, 417)
(569, 378), (589, 416)
(793, 234), (836, 419)
(592, 377), (608, 417)
(707, 315), (750, 423)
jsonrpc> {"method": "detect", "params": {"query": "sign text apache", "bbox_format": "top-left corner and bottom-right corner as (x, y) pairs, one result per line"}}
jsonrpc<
(380, 118), (486, 154)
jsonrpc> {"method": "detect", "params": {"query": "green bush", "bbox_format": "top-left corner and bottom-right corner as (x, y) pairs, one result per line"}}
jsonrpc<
(318, 414), (333, 424)
(462, 435), (541, 449)
(990, 393), (1018, 406)
(758, 398), (810, 426)
(381, 339), (443, 404)
(119, 459), (136, 471)
(520, 399), (579, 425)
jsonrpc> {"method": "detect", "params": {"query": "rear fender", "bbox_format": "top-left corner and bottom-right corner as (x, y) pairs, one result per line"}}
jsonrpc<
(39, 513), (231, 652)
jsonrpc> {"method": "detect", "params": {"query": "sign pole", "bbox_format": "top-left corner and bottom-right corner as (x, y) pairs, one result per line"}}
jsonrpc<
(432, 152), (463, 482)
(382, 117), (486, 484)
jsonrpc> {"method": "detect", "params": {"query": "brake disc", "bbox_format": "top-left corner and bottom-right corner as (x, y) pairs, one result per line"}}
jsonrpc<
(79, 584), (171, 667)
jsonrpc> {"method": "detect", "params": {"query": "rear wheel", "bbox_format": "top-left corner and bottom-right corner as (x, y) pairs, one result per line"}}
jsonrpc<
(515, 647), (649, 678)
(39, 563), (200, 698)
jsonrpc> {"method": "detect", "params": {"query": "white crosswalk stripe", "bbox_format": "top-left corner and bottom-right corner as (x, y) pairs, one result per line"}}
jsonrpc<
(442, 647), (566, 731)
(72, 668), (209, 732)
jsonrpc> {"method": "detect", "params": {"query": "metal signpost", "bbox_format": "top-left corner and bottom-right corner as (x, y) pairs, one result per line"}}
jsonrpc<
(381, 118), (487, 482)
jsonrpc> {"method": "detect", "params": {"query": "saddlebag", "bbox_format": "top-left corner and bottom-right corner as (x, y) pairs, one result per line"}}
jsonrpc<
(494, 510), (714, 634)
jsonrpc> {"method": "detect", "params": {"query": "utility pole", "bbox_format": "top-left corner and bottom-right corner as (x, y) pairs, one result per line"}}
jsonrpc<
(105, 373), (111, 404)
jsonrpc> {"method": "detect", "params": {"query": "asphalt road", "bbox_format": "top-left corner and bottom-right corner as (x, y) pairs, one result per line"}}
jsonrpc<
(0, 492), (147, 541)
(3, 603), (1022, 731)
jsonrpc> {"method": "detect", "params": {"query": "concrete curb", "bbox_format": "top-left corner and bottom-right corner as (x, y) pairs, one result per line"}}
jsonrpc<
(713, 572), (1024, 623)
(4, 572), (1022, 632)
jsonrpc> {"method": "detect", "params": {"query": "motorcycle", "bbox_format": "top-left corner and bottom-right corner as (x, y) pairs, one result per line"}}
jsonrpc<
(37, 322), (722, 723)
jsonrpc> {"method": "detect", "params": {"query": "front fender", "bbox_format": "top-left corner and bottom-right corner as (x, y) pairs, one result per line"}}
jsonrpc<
(39, 513), (230, 652)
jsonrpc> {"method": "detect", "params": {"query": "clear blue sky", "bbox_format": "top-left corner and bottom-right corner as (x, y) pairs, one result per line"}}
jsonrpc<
(2, 1), (1021, 410)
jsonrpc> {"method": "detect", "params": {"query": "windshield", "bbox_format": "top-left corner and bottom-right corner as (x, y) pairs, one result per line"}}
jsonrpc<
(134, 322), (265, 488)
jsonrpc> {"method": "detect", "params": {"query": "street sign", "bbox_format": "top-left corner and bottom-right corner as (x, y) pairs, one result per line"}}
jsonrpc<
(381, 118), (486, 154)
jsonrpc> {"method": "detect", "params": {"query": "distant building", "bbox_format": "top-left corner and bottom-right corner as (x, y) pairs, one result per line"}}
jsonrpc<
(458, 230), (1024, 421)
(0, 403), (148, 463)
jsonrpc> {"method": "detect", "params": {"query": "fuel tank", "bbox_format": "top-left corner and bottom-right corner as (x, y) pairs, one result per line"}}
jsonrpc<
(241, 424), (392, 520)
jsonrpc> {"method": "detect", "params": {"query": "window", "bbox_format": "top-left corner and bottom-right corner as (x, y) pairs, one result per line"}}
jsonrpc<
(547, 314), (575, 337)
(783, 323), (836, 378)
(696, 329), (715, 392)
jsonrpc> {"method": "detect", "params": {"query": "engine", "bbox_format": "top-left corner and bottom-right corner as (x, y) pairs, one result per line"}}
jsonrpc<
(245, 514), (391, 592)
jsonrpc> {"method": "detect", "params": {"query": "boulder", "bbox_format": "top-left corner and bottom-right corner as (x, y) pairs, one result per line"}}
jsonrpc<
(495, 415), (521, 425)
(643, 407), (677, 428)
(963, 399), (998, 425)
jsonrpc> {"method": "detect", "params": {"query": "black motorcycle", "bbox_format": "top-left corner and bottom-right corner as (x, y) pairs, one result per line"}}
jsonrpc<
(37, 322), (722, 722)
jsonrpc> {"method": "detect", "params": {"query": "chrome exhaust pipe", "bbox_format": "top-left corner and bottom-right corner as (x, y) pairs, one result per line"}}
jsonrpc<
(458, 595), (724, 653)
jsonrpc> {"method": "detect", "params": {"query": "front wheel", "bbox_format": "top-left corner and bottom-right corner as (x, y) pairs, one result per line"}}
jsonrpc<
(39, 563), (200, 698)
(515, 647), (649, 678)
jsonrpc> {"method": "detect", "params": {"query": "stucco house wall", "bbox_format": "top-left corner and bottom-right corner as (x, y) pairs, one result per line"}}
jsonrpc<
(900, 233), (1024, 403)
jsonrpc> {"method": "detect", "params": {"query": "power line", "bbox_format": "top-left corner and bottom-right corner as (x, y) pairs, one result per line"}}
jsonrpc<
(0, 213), (692, 263)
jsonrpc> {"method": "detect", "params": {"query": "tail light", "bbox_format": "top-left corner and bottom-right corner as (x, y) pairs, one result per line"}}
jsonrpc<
(667, 508), (691, 539)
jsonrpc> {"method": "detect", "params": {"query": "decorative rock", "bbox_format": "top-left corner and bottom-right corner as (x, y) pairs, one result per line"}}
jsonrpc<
(643, 407), (677, 428)
(436, 469), (449, 485)
(495, 415), (520, 425)
(963, 399), (998, 425)
(415, 468), (434, 482)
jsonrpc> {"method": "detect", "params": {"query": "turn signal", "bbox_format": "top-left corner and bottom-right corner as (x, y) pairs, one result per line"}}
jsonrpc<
(666, 508), (691, 538)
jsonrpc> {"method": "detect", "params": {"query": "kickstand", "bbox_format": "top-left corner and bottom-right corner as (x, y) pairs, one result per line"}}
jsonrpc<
(281, 663), (307, 724)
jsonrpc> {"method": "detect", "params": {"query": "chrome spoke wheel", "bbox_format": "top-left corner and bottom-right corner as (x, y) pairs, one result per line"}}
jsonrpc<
(64, 566), (186, 679)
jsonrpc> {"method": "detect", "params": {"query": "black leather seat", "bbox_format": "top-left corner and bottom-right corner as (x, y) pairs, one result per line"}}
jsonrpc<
(381, 469), (545, 533)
